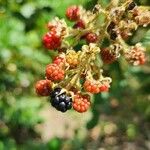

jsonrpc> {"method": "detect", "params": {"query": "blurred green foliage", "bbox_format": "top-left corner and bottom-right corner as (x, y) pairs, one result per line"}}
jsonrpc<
(0, 0), (150, 149)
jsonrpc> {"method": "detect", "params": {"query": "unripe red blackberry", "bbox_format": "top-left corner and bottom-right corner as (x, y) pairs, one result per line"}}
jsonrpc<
(53, 56), (65, 67)
(84, 80), (110, 94)
(66, 5), (79, 21)
(84, 80), (100, 94)
(42, 31), (61, 50)
(99, 84), (109, 92)
(46, 64), (64, 81)
(50, 88), (72, 112)
(120, 31), (130, 40)
(85, 33), (98, 43)
(73, 93), (91, 113)
(35, 80), (52, 96)
(73, 20), (85, 29)
(100, 48), (117, 64)
(125, 44), (146, 65)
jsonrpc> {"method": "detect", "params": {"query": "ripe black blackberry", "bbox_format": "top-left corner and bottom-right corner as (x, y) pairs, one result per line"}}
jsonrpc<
(50, 88), (72, 112)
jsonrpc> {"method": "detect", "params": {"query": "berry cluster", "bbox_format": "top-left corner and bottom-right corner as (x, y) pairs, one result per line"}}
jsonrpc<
(35, 1), (148, 113)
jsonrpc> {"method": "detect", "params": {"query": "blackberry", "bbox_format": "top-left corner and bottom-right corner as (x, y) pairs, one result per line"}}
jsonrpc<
(73, 20), (85, 29)
(43, 31), (61, 50)
(73, 93), (91, 113)
(50, 88), (72, 112)
(66, 5), (79, 21)
(35, 80), (52, 96)
(45, 63), (64, 81)
(51, 87), (61, 98)
(85, 32), (98, 43)
(100, 48), (117, 64)
(127, 2), (136, 10)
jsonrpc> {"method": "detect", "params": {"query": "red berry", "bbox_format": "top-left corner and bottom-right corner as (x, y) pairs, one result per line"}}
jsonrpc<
(53, 56), (65, 67)
(66, 5), (79, 21)
(85, 33), (98, 43)
(46, 64), (64, 81)
(73, 20), (85, 29)
(100, 48), (117, 64)
(125, 44), (146, 65)
(43, 31), (61, 50)
(139, 57), (146, 65)
(35, 80), (52, 96)
(99, 84), (109, 92)
(73, 93), (91, 113)
(84, 80), (110, 93)
(84, 80), (100, 94)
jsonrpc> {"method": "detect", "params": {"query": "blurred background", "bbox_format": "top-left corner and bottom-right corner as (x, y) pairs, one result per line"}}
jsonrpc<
(0, 0), (150, 150)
